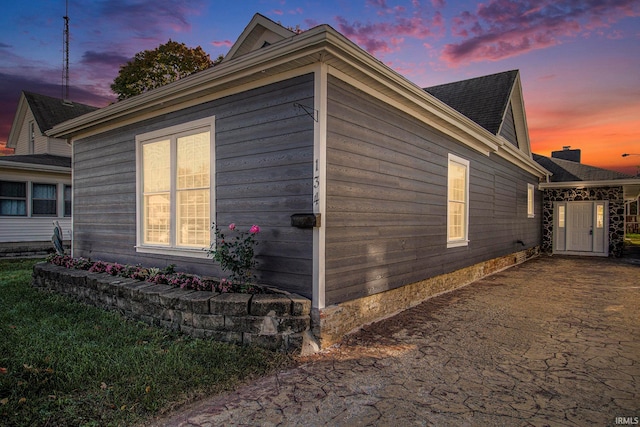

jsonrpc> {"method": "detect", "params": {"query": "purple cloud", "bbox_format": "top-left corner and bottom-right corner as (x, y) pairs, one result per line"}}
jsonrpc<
(335, 0), (444, 55)
(442, 0), (640, 66)
(81, 50), (130, 67)
(95, 0), (204, 37)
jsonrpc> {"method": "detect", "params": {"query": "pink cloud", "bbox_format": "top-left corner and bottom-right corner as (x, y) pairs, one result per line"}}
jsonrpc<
(272, 9), (284, 16)
(211, 40), (232, 48)
(442, 0), (640, 66)
(335, 1), (444, 55)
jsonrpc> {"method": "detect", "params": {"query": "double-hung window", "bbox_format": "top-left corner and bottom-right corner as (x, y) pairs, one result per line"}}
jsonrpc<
(64, 185), (72, 217)
(136, 117), (214, 257)
(527, 183), (535, 218)
(32, 183), (57, 216)
(0, 181), (27, 216)
(447, 154), (469, 248)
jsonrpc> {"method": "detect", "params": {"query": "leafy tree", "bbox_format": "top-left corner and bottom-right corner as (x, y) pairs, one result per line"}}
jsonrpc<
(111, 40), (218, 100)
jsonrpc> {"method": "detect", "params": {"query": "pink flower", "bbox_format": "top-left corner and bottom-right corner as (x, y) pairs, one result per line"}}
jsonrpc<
(250, 225), (260, 234)
(228, 223), (236, 231)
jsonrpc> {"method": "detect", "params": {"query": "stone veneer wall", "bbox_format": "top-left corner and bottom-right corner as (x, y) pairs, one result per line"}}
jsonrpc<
(313, 247), (539, 348)
(32, 263), (311, 353)
(541, 186), (625, 257)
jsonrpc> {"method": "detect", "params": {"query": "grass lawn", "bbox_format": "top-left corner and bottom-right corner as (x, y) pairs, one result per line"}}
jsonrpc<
(626, 233), (640, 246)
(0, 258), (292, 426)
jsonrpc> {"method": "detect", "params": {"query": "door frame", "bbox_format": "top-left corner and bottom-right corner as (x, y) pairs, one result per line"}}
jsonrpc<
(553, 201), (608, 256)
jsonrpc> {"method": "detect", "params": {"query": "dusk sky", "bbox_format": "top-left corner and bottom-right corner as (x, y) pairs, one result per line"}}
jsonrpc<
(1, 0), (639, 174)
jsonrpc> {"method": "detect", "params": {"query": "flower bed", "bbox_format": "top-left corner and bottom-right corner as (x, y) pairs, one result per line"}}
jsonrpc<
(46, 254), (265, 294)
(33, 260), (313, 353)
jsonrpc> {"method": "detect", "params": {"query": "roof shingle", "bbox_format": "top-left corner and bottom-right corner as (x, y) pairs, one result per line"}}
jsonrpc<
(532, 154), (633, 182)
(424, 70), (518, 135)
(23, 92), (99, 132)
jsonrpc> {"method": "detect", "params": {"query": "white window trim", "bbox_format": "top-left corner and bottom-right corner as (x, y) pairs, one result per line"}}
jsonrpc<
(447, 153), (470, 248)
(135, 116), (215, 258)
(527, 183), (535, 218)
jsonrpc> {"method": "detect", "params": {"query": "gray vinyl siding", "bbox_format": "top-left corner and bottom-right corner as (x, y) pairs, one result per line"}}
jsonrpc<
(499, 102), (518, 147)
(73, 74), (315, 296)
(325, 76), (541, 305)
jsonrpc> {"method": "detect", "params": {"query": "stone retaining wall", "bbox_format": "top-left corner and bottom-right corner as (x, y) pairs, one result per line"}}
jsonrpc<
(32, 263), (311, 352)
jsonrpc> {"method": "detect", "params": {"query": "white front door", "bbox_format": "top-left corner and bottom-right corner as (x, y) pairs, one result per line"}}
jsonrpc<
(567, 202), (594, 252)
(557, 201), (607, 255)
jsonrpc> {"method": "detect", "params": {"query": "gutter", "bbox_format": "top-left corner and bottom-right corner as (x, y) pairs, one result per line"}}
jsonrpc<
(0, 160), (71, 173)
(47, 24), (544, 178)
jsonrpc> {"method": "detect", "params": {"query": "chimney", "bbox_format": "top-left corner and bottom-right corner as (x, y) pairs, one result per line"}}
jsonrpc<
(552, 146), (581, 163)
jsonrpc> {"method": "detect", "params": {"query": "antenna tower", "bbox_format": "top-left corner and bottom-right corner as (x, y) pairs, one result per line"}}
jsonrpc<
(62, 0), (70, 102)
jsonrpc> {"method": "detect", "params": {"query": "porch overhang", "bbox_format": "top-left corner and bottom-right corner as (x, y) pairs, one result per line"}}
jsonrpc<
(539, 179), (640, 201)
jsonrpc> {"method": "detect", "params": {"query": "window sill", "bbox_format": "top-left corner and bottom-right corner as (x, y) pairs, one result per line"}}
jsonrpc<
(135, 245), (210, 259)
(447, 240), (469, 249)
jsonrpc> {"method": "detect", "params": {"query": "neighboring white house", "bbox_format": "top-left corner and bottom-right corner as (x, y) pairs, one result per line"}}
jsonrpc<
(0, 91), (98, 256)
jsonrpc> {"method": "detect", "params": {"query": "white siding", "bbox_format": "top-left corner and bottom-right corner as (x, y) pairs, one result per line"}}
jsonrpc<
(0, 169), (72, 243)
(46, 138), (72, 156)
(0, 217), (71, 242)
(12, 107), (71, 156)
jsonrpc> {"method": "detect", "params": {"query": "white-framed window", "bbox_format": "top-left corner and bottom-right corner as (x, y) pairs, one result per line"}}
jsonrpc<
(0, 181), (69, 217)
(447, 153), (469, 248)
(28, 121), (35, 154)
(527, 183), (535, 218)
(135, 116), (214, 258)
(64, 185), (72, 217)
(0, 181), (27, 216)
(32, 183), (57, 216)
(558, 205), (565, 228)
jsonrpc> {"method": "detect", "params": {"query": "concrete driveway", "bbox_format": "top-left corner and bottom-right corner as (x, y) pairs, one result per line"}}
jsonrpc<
(151, 255), (640, 427)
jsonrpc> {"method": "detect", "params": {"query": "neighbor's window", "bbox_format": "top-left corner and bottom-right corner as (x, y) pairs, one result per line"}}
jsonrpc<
(137, 117), (214, 255)
(0, 181), (27, 216)
(29, 121), (35, 154)
(447, 154), (469, 248)
(64, 185), (72, 217)
(32, 183), (57, 216)
(527, 183), (535, 218)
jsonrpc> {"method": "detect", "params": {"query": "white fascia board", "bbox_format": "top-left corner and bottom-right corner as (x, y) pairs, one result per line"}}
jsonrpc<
(6, 94), (28, 149)
(47, 27), (332, 140)
(48, 23), (502, 159)
(321, 30), (501, 156)
(539, 179), (640, 189)
(496, 139), (550, 178)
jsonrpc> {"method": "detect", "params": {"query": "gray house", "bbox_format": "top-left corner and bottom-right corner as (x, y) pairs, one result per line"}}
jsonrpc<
(533, 149), (640, 257)
(49, 14), (548, 347)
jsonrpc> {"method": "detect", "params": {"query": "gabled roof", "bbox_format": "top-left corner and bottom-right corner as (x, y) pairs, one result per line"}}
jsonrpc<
(425, 70), (518, 135)
(532, 154), (632, 182)
(0, 154), (71, 171)
(24, 92), (99, 133)
(222, 13), (296, 62)
(7, 92), (99, 148)
(48, 14), (548, 178)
